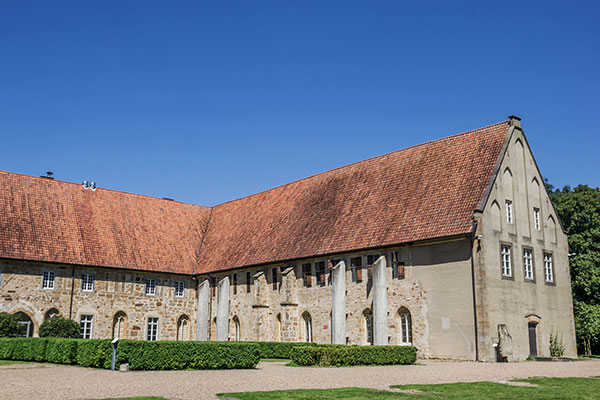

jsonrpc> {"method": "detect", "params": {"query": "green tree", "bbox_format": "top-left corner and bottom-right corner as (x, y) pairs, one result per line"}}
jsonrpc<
(0, 312), (24, 337)
(38, 315), (80, 338)
(548, 183), (600, 355)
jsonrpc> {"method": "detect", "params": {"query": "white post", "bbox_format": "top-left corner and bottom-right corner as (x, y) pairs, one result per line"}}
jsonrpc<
(331, 260), (346, 344)
(372, 255), (388, 345)
(196, 279), (210, 341)
(216, 276), (230, 341)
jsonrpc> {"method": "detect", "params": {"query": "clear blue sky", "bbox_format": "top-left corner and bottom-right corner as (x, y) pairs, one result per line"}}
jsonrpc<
(1, 1), (598, 206)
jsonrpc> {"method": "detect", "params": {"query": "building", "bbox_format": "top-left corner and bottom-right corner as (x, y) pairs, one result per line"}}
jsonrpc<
(0, 116), (577, 361)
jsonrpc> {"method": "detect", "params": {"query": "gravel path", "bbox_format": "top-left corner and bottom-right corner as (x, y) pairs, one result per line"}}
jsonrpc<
(1, 359), (599, 400)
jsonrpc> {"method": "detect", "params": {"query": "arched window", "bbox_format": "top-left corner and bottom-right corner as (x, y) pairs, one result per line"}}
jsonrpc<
(112, 311), (127, 339)
(399, 308), (413, 345)
(301, 312), (312, 342)
(363, 309), (373, 345)
(177, 315), (190, 341)
(232, 316), (240, 341)
(15, 312), (33, 337)
(210, 317), (217, 341)
(44, 308), (59, 321)
(275, 313), (282, 342)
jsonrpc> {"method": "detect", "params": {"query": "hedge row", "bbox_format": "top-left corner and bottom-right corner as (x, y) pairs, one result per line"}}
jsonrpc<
(115, 340), (260, 370)
(0, 338), (260, 370)
(290, 344), (417, 366)
(244, 341), (316, 359)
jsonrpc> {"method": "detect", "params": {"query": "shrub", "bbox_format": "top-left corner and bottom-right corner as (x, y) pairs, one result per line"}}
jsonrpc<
(45, 338), (78, 364)
(115, 340), (260, 370)
(0, 312), (24, 338)
(0, 337), (47, 361)
(549, 331), (566, 358)
(290, 345), (417, 367)
(245, 341), (317, 359)
(77, 339), (113, 368)
(39, 316), (80, 338)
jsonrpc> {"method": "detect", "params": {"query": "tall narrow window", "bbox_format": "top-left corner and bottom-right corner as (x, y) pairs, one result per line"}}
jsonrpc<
(80, 315), (93, 339)
(302, 312), (312, 342)
(350, 257), (363, 283)
(533, 208), (541, 230)
(42, 271), (55, 289)
(363, 309), (373, 345)
(81, 273), (95, 292)
(233, 316), (240, 341)
(399, 309), (413, 344)
(232, 274), (237, 295)
(211, 277), (217, 296)
(367, 255), (378, 283)
(145, 279), (156, 296)
(147, 317), (158, 341)
(523, 249), (534, 280)
(113, 312), (126, 339)
(177, 315), (189, 341)
(315, 262), (326, 287)
(505, 200), (513, 224)
(246, 272), (252, 293)
(174, 280), (185, 298)
(302, 263), (312, 287)
(501, 245), (512, 277)
(544, 253), (554, 283)
(272, 268), (278, 290)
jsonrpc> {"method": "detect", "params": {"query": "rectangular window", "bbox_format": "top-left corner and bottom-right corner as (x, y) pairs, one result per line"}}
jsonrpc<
(350, 257), (362, 282)
(506, 200), (513, 224)
(232, 274), (238, 295)
(246, 272), (252, 293)
(174, 280), (185, 297)
(533, 208), (540, 230)
(302, 263), (312, 287)
(501, 245), (512, 277)
(147, 317), (158, 341)
(367, 254), (378, 283)
(81, 273), (95, 292)
(315, 261), (326, 287)
(80, 315), (93, 339)
(42, 271), (55, 289)
(523, 249), (534, 280)
(391, 252), (405, 280)
(145, 278), (156, 296)
(544, 253), (554, 283)
(211, 277), (217, 296)
(272, 268), (278, 290)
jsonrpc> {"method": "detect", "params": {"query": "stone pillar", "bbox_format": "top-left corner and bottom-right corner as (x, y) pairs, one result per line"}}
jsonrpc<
(216, 276), (230, 341)
(372, 255), (388, 345)
(331, 260), (346, 344)
(196, 279), (210, 341)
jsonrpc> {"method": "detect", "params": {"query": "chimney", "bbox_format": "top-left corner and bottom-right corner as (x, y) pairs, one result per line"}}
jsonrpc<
(508, 115), (522, 128)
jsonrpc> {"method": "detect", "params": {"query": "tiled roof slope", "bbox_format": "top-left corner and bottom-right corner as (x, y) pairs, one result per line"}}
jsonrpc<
(195, 121), (510, 273)
(0, 171), (211, 273)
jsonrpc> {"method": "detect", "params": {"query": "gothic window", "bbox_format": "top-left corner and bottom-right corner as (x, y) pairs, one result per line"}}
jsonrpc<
(15, 312), (33, 337)
(399, 308), (413, 345)
(233, 316), (240, 341)
(177, 315), (190, 341)
(275, 313), (282, 342)
(113, 311), (127, 339)
(302, 312), (312, 342)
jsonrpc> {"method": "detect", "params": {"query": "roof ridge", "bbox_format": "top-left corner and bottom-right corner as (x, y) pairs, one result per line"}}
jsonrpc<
(0, 170), (210, 209)
(214, 120), (510, 207)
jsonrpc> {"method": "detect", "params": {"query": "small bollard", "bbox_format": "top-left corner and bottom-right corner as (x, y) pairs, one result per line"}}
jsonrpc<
(119, 363), (129, 372)
(111, 338), (119, 371)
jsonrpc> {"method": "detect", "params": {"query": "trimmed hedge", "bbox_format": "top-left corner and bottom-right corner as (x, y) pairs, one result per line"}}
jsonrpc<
(290, 344), (417, 366)
(76, 339), (113, 368)
(244, 341), (317, 359)
(0, 338), (47, 361)
(115, 340), (260, 370)
(45, 338), (78, 364)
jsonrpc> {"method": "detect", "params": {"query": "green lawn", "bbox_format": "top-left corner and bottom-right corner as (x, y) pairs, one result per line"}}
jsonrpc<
(218, 377), (600, 399)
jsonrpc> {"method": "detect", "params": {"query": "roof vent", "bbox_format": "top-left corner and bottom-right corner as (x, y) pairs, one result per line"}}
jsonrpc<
(82, 180), (97, 190)
(41, 171), (54, 179)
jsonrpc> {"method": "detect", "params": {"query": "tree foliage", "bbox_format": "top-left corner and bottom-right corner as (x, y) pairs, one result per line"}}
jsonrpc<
(547, 182), (600, 355)
(38, 316), (80, 338)
(0, 312), (24, 338)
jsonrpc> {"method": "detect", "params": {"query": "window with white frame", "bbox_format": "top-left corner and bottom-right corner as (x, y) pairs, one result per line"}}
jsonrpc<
(80, 315), (93, 339)
(501, 245), (512, 277)
(533, 208), (541, 230)
(399, 309), (413, 345)
(505, 200), (513, 224)
(145, 279), (156, 296)
(81, 273), (95, 292)
(523, 249), (534, 280)
(174, 281), (185, 298)
(42, 271), (55, 289)
(147, 317), (158, 341)
(544, 253), (554, 283)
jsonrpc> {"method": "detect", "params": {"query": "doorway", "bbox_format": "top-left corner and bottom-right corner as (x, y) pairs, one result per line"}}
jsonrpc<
(528, 322), (538, 357)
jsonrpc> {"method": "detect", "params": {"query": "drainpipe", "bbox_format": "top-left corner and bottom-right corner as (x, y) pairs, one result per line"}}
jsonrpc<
(68, 266), (75, 319)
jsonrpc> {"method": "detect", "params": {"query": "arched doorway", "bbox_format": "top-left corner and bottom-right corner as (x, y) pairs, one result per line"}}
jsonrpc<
(528, 322), (538, 357)
(15, 312), (33, 337)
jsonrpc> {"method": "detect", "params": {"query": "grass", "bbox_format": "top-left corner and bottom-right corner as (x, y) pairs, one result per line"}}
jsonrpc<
(0, 360), (35, 365)
(218, 377), (600, 399)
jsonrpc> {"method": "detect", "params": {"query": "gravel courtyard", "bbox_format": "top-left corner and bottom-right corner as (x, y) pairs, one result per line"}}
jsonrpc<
(1, 359), (599, 400)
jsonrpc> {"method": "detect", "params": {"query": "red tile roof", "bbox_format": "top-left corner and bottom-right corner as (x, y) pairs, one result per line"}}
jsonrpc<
(0, 121), (509, 275)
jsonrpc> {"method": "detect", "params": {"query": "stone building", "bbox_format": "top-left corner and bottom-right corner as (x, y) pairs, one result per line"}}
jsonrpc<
(0, 116), (577, 361)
